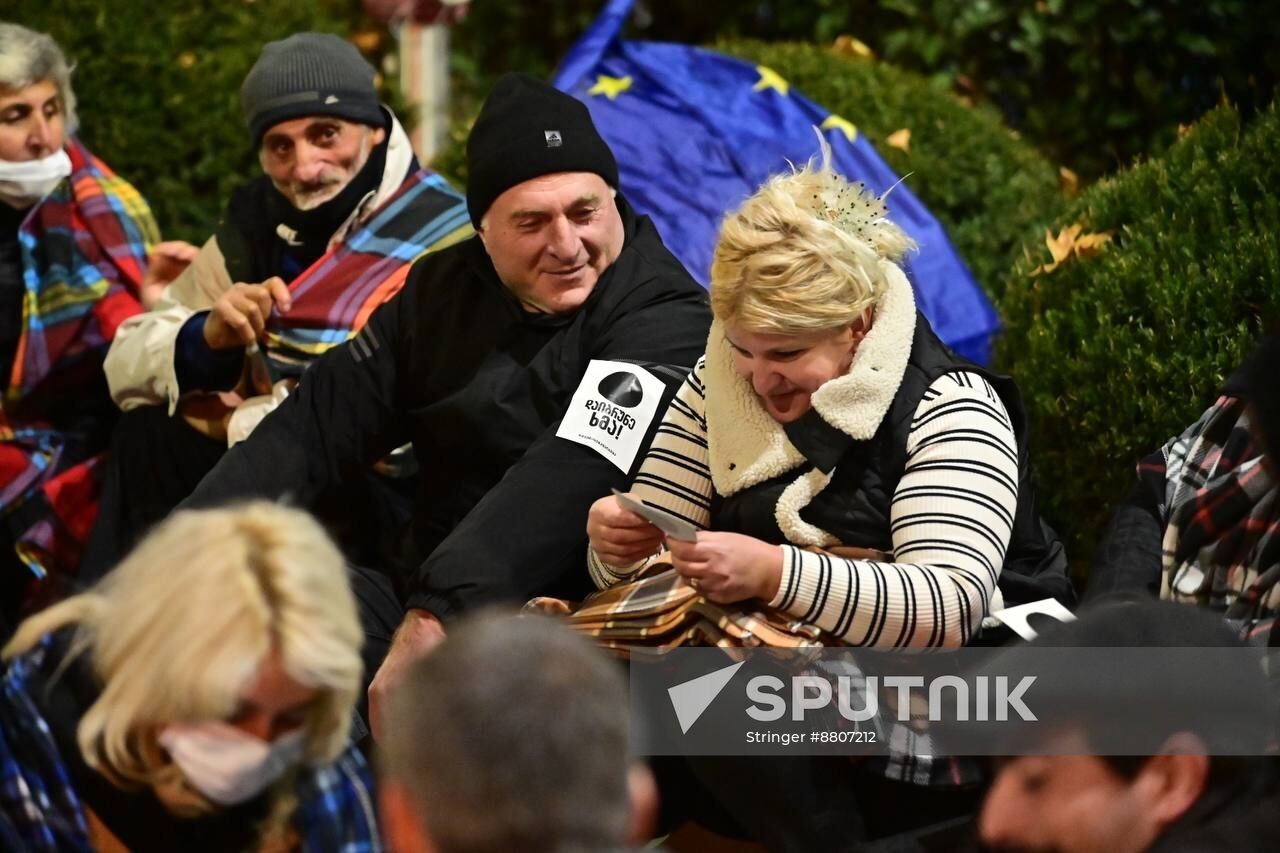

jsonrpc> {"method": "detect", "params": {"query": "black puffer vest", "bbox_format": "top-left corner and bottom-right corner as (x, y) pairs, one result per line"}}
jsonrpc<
(712, 313), (1075, 607)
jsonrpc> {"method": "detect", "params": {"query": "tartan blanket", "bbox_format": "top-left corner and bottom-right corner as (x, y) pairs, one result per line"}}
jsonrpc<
(13, 167), (468, 581)
(529, 566), (984, 788)
(0, 636), (380, 852)
(5, 137), (154, 402)
(1, 139), (155, 579)
(258, 169), (471, 377)
(1156, 395), (1280, 638)
(543, 566), (826, 654)
(0, 639), (91, 851)
(292, 746), (383, 853)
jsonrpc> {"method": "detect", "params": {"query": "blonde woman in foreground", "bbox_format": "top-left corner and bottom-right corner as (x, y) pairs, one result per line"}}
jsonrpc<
(0, 502), (378, 852)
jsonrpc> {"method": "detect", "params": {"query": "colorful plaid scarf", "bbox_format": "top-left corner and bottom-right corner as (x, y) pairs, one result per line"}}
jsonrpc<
(6, 137), (154, 402)
(260, 169), (471, 376)
(1157, 395), (1280, 639)
(13, 165), (467, 582)
(1, 139), (155, 580)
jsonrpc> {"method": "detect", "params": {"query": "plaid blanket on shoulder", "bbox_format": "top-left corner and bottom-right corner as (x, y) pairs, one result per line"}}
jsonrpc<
(1, 138), (156, 581)
(6, 137), (155, 402)
(1156, 395), (1280, 639)
(295, 747), (383, 853)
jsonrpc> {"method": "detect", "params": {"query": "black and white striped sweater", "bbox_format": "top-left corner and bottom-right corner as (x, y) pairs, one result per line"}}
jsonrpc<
(588, 263), (1017, 648)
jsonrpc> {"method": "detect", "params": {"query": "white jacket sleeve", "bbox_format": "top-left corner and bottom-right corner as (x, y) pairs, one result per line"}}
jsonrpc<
(104, 235), (234, 414)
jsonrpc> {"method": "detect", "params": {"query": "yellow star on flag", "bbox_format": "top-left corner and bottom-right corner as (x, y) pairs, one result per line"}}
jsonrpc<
(752, 66), (789, 96)
(821, 114), (858, 142)
(587, 74), (633, 100)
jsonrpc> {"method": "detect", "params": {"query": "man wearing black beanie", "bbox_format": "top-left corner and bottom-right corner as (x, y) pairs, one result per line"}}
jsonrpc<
(179, 72), (712, 733)
(463, 72), (625, 317)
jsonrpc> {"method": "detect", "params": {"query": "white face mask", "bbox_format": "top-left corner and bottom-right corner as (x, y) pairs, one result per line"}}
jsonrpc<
(0, 149), (72, 209)
(158, 722), (307, 806)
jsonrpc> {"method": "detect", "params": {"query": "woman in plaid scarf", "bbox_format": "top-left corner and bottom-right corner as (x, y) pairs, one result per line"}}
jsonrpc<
(0, 23), (193, 634)
(0, 502), (379, 852)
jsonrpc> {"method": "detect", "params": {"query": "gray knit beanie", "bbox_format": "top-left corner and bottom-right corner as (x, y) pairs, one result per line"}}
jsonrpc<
(240, 32), (384, 148)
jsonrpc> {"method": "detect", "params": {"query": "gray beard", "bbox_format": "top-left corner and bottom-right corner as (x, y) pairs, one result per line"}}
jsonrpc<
(270, 128), (375, 212)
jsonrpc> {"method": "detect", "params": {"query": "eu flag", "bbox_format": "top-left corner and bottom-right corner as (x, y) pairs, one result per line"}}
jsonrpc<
(553, 0), (1000, 363)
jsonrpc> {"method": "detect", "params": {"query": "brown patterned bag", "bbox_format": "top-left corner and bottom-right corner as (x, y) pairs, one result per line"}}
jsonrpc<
(526, 561), (831, 658)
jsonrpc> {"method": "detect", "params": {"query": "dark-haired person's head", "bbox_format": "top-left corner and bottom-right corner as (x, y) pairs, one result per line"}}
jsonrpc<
(1232, 329), (1280, 475)
(977, 599), (1275, 853)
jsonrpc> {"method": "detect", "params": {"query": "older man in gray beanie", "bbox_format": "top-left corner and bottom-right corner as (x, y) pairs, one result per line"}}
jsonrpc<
(83, 34), (471, 602)
(177, 72), (711, 735)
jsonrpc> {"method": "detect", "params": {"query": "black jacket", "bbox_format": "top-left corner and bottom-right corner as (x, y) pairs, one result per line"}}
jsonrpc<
(185, 196), (711, 618)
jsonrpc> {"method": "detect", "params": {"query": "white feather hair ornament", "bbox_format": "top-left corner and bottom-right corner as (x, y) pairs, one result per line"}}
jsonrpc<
(807, 126), (907, 248)
(813, 178), (890, 239)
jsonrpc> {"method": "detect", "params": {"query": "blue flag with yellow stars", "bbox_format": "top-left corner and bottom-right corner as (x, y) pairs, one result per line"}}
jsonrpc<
(553, 0), (999, 363)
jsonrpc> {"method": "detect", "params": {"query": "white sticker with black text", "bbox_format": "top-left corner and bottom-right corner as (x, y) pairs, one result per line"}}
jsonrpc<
(556, 360), (665, 473)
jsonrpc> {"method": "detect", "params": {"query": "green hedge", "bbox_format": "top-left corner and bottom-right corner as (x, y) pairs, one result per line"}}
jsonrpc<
(996, 102), (1280, 568)
(725, 1), (1280, 182)
(17, 1), (389, 243)
(438, 40), (1067, 306)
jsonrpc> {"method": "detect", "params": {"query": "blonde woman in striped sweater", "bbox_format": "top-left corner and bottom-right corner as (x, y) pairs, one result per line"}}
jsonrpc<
(585, 142), (1072, 850)
(587, 145), (1071, 650)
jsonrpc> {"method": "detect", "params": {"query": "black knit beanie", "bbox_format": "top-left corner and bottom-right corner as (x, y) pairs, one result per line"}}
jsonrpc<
(466, 73), (619, 228)
(241, 33), (384, 148)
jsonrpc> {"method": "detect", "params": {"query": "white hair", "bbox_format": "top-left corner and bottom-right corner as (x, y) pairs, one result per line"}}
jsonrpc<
(0, 23), (78, 135)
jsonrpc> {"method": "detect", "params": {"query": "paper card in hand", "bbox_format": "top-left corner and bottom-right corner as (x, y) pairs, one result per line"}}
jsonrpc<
(611, 489), (699, 542)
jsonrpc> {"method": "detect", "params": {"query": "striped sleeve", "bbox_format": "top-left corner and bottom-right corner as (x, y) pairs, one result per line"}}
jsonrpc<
(769, 371), (1017, 648)
(588, 359), (714, 588)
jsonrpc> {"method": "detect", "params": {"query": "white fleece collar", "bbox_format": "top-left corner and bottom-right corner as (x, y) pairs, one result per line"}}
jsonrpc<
(703, 261), (917, 498)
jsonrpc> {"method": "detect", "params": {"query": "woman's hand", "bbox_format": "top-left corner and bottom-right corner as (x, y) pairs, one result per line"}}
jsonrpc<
(666, 531), (784, 604)
(587, 494), (664, 566)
